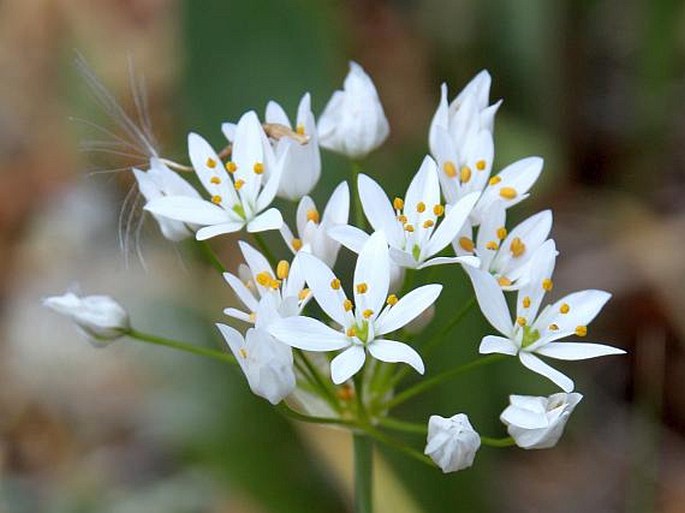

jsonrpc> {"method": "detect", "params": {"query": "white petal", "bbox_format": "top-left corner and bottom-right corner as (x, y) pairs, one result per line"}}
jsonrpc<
(424, 192), (479, 258)
(216, 323), (245, 366)
(519, 352), (574, 392)
(535, 290), (611, 339)
(298, 252), (350, 327)
(404, 156), (440, 224)
(354, 231), (390, 318)
(222, 307), (252, 323)
(516, 239), (557, 321)
(464, 266), (513, 336)
(375, 284), (442, 335)
(535, 342), (625, 361)
(428, 83), (449, 157)
(196, 222), (243, 240)
(358, 174), (403, 247)
(247, 208), (283, 233)
(418, 255), (481, 269)
(330, 345), (366, 384)
(327, 225), (369, 254)
(265, 100), (291, 126)
(187, 132), (238, 206)
(267, 316), (349, 351)
(256, 146), (286, 210)
(144, 196), (233, 225)
(223, 272), (259, 311)
(479, 335), (518, 356)
(321, 181), (350, 227)
(368, 339), (425, 374)
(221, 122), (237, 141)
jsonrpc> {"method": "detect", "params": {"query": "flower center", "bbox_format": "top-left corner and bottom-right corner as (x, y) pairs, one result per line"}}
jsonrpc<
(521, 325), (541, 348)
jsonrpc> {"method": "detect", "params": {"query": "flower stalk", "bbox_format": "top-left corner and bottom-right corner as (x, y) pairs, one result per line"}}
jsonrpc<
(353, 433), (374, 513)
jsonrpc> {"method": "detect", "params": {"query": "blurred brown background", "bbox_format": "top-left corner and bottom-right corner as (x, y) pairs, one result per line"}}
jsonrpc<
(1, 0), (684, 512)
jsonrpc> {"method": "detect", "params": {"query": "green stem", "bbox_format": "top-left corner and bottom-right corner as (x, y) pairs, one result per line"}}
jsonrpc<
(363, 425), (434, 467)
(296, 351), (342, 414)
(199, 241), (226, 273)
(351, 161), (365, 230)
(377, 417), (427, 435)
(353, 433), (373, 513)
(480, 436), (516, 448)
(277, 403), (355, 428)
(252, 232), (278, 268)
(128, 329), (236, 365)
(422, 296), (476, 358)
(385, 354), (505, 410)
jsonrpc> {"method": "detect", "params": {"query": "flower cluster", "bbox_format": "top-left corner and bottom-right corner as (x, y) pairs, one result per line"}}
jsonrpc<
(45, 61), (624, 476)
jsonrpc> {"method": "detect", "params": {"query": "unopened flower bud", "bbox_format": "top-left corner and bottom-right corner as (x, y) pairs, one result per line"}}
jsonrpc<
(425, 413), (480, 473)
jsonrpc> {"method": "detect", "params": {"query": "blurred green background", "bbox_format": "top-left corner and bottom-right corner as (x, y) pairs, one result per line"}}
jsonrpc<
(1, 0), (684, 512)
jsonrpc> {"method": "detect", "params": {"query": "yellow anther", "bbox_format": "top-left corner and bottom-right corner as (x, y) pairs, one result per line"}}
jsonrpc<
(575, 325), (588, 337)
(460, 165), (472, 184)
(486, 240), (499, 251)
(404, 224), (415, 232)
(248, 312), (256, 323)
(330, 278), (341, 290)
(397, 214), (408, 224)
(443, 161), (457, 178)
(496, 227), (507, 240)
(306, 208), (320, 223)
(253, 162), (264, 175)
(269, 278), (281, 290)
(433, 204), (444, 216)
(560, 303), (570, 314)
(476, 159), (487, 171)
(226, 161), (237, 173)
(343, 299), (353, 312)
(423, 219), (435, 229)
(386, 294), (398, 306)
(498, 276), (512, 287)
(276, 260), (290, 280)
(234, 179), (245, 190)
(549, 323), (559, 331)
(298, 288), (310, 301)
(206, 157), (217, 168)
(516, 316), (527, 327)
(210, 176), (221, 185)
(489, 176), (502, 186)
(510, 237), (526, 257)
(416, 201), (426, 213)
(291, 238), (303, 251)
(211, 195), (222, 205)
(393, 197), (404, 210)
(296, 124), (306, 135)
(459, 236), (475, 252)
(522, 296), (531, 308)
(542, 278), (554, 291)
(256, 271), (272, 287)
(362, 309), (374, 319)
(337, 385), (354, 401)
(356, 282), (368, 294)
(346, 327), (357, 338)
(239, 348), (248, 359)
(499, 187), (518, 200)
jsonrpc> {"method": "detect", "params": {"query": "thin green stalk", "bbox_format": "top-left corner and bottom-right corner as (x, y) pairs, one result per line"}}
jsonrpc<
(363, 424), (433, 467)
(385, 354), (505, 410)
(353, 433), (373, 513)
(354, 368), (368, 421)
(199, 241), (226, 273)
(480, 436), (516, 448)
(351, 161), (365, 229)
(377, 417), (427, 435)
(128, 329), (236, 365)
(277, 403), (355, 428)
(252, 232), (278, 267)
(297, 351), (342, 414)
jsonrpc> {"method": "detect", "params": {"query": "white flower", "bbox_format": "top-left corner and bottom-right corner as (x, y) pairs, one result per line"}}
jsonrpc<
(329, 156), (480, 269)
(267, 232), (440, 384)
(144, 111), (284, 240)
(424, 413), (481, 473)
(500, 393), (583, 449)
(222, 241), (308, 327)
(43, 291), (130, 345)
(132, 158), (201, 241)
(317, 61), (389, 159)
(280, 181), (349, 267)
(466, 239), (625, 392)
(217, 323), (295, 405)
(454, 204), (553, 290)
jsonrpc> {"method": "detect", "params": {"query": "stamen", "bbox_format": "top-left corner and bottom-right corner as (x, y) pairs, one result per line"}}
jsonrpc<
(499, 187), (517, 199)
(330, 278), (341, 290)
(356, 282), (368, 294)
(516, 316), (527, 327)
(486, 241), (499, 250)
(343, 299), (353, 312)
(496, 227), (507, 240)
(522, 296), (531, 308)
(206, 157), (217, 168)
(575, 325), (587, 337)
(397, 214), (408, 223)
(296, 124), (306, 135)
(459, 237), (475, 252)
(210, 176), (221, 185)
(253, 162), (264, 175)
(549, 323), (559, 331)
(306, 208), (320, 223)
(393, 197), (404, 210)
(560, 303), (570, 314)
(416, 201), (426, 213)
(337, 385), (354, 401)
(476, 159), (486, 171)
(239, 348), (248, 359)
(269, 279), (281, 290)
(542, 278), (554, 291)
(362, 309), (373, 319)
(386, 294), (398, 306)
(276, 260), (290, 280)
(234, 179), (245, 190)
(433, 204), (444, 216)
(211, 195), (222, 205)
(291, 238), (303, 251)
(346, 327), (357, 338)
(489, 176), (502, 186)
(460, 165), (472, 184)
(510, 237), (526, 257)
(443, 161), (457, 178)
(404, 224), (415, 232)
(256, 271), (272, 287)
(248, 312), (256, 323)
(298, 288), (310, 301)
(423, 219), (435, 228)
(226, 161), (237, 173)
(498, 276), (512, 287)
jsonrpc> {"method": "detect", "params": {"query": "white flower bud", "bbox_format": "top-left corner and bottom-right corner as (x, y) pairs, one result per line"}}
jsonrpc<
(43, 292), (130, 345)
(317, 62), (389, 159)
(500, 393), (583, 449)
(424, 413), (481, 473)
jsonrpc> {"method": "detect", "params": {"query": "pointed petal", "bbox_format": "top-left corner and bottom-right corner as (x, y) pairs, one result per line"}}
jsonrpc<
(479, 335), (518, 356)
(298, 252), (351, 327)
(464, 266), (513, 336)
(144, 196), (233, 224)
(424, 192), (479, 258)
(375, 284), (442, 335)
(368, 339), (425, 374)
(187, 132), (238, 207)
(216, 323), (246, 371)
(222, 307), (252, 323)
(247, 208), (283, 233)
(516, 239), (558, 321)
(404, 156), (440, 226)
(535, 342), (625, 361)
(358, 173), (403, 247)
(327, 225), (369, 254)
(265, 101), (291, 126)
(321, 181), (350, 227)
(267, 316), (349, 351)
(221, 122), (237, 142)
(418, 255), (481, 269)
(535, 290), (611, 339)
(354, 231), (390, 318)
(223, 272), (259, 311)
(196, 222), (243, 240)
(330, 345), (366, 384)
(519, 352), (574, 392)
